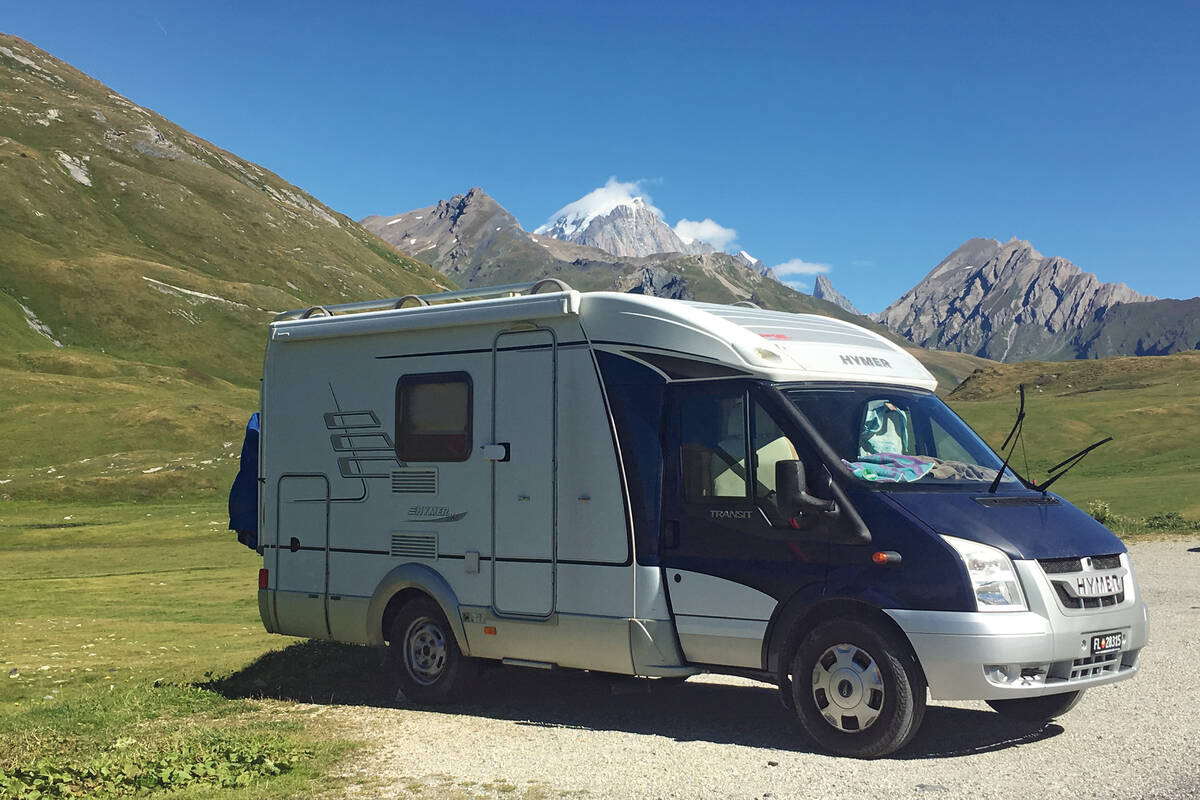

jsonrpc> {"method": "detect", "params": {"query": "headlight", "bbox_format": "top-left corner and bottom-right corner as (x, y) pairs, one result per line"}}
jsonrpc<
(941, 534), (1027, 612)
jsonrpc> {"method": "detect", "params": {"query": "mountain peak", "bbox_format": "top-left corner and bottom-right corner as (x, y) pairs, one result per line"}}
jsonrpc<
(535, 195), (695, 258)
(812, 275), (862, 315)
(879, 237), (1154, 362)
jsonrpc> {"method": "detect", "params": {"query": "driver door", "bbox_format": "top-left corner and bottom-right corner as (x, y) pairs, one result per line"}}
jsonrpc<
(660, 382), (833, 670)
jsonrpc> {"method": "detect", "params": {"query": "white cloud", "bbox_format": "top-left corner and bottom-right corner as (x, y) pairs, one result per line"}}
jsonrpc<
(674, 218), (737, 250)
(536, 177), (663, 233)
(770, 258), (832, 291)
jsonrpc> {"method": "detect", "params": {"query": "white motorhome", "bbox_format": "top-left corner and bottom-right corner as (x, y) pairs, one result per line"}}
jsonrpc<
(247, 281), (1147, 757)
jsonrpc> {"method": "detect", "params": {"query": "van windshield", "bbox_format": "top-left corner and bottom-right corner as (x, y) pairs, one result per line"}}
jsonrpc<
(785, 386), (1019, 487)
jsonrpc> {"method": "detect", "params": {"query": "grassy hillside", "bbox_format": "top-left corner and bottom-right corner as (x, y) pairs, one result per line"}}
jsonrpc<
(0, 33), (449, 387)
(0, 34), (457, 503)
(947, 351), (1200, 526)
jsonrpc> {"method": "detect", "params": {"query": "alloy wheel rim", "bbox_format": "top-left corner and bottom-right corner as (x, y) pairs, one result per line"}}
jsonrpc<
(811, 642), (885, 733)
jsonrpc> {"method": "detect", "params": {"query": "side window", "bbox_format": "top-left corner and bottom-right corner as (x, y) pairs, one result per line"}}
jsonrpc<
(680, 392), (749, 502)
(752, 402), (800, 501)
(395, 372), (472, 462)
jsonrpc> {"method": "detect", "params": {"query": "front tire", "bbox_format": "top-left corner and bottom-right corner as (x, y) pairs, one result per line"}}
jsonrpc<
(389, 597), (479, 703)
(987, 690), (1084, 723)
(790, 618), (926, 758)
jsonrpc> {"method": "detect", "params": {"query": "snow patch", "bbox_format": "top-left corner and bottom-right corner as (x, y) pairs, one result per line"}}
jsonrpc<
(141, 276), (248, 308)
(0, 45), (39, 70)
(385, 218), (403, 226)
(55, 151), (91, 186)
(409, 238), (416, 245)
(738, 250), (760, 265)
(20, 303), (63, 347)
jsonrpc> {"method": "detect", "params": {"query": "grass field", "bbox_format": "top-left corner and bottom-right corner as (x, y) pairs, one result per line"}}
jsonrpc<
(947, 351), (1200, 528)
(0, 501), (364, 798)
(1, 339), (1196, 796)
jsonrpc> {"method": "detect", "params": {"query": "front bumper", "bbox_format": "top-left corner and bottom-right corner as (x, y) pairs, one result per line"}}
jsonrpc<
(886, 555), (1149, 701)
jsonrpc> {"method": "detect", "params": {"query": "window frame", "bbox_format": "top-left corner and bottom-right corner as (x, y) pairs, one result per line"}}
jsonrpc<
(394, 371), (473, 463)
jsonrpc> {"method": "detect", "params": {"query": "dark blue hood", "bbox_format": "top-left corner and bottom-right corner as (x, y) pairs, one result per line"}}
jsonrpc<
(883, 490), (1126, 560)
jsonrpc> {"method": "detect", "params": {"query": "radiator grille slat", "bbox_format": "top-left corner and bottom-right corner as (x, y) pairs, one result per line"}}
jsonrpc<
(391, 533), (438, 559)
(391, 467), (438, 494)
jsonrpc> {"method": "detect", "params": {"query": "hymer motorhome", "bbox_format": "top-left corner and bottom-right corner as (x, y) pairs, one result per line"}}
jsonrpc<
(238, 280), (1147, 757)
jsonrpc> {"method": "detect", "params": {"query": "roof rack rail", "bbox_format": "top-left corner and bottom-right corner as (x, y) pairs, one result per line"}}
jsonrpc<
(273, 278), (573, 322)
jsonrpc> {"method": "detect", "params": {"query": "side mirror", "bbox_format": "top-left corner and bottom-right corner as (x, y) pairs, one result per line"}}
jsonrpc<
(776, 460), (836, 515)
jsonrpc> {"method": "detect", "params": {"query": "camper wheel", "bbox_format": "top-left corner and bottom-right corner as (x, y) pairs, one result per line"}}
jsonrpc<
(790, 618), (926, 758)
(389, 596), (479, 703)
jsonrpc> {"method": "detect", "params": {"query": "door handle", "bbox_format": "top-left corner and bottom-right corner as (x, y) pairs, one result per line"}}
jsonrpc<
(663, 520), (681, 550)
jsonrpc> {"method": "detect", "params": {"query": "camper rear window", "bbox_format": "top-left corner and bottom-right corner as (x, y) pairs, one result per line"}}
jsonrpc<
(395, 373), (472, 462)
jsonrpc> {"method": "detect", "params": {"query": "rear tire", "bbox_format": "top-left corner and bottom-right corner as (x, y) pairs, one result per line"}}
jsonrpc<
(790, 618), (926, 758)
(389, 597), (479, 704)
(987, 690), (1084, 723)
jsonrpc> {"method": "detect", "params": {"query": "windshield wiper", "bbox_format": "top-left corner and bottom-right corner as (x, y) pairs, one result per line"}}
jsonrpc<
(1037, 437), (1113, 493)
(988, 384), (1026, 494)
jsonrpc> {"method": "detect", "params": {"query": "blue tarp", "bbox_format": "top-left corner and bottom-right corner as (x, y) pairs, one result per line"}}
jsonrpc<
(227, 412), (259, 549)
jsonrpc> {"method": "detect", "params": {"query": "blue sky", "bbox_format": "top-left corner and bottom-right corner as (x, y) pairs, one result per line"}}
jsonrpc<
(6, 0), (1199, 311)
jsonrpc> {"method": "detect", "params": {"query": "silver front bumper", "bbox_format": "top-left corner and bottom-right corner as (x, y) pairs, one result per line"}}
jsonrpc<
(886, 554), (1149, 701)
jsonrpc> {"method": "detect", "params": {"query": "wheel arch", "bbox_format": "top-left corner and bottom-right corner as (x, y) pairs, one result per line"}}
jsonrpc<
(366, 562), (470, 653)
(765, 596), (926, 687)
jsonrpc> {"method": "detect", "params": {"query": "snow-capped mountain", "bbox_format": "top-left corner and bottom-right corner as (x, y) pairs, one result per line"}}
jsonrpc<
(534, 196), (711, 258)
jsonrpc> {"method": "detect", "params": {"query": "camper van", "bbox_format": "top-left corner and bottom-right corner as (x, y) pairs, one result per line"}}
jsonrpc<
(246, 280), (1147, 757)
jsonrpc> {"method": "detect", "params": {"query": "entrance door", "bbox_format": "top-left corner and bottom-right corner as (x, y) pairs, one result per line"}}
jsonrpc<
(492, 329), (557, 616)
(660, 382), (831, 669)
(272, 474), (331, 639)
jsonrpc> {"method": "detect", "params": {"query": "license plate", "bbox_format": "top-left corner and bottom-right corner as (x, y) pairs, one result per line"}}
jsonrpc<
(1091, 632), (1124, 655)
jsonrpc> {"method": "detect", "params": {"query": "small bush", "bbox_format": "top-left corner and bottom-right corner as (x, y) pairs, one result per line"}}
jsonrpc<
(1087, 500), (1111, 523)
(1145, 511), (1189, 530)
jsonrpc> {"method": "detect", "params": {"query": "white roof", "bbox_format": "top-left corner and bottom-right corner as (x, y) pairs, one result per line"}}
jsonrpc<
(269, 288), (936, 391)
(578, 293), (937, 390)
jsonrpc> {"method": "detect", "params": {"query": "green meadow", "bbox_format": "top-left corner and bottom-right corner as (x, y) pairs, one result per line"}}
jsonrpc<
(2, 346), (1197, 797)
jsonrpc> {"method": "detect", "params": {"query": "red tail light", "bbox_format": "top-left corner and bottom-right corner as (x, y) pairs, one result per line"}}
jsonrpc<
(258, 568), (269, 589)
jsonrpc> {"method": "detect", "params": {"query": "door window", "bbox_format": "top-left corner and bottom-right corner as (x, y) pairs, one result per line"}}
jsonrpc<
(680, 392), (749, 502)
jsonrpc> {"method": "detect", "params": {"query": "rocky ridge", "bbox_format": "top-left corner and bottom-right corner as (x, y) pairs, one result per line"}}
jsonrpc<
(812, 275), (862, 315)
(879, 238), (1155, 362)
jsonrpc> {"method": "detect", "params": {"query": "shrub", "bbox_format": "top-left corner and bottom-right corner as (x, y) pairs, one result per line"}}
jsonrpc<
(1145, 511), (1189, 530)
(1086, 500), (1111, 523)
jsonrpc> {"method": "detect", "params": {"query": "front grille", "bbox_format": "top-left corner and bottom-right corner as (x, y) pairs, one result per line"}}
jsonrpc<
(1090, 554), (1122, 570)
(1070, 653), (1121, 681)
(1039, 557), (1082, 574)
(1053, 583), (1126, 609)
(1039, 553), (1128, 611)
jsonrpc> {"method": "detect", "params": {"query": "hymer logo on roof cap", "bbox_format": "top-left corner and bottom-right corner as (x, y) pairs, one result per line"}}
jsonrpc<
(840, 354), (892, 368)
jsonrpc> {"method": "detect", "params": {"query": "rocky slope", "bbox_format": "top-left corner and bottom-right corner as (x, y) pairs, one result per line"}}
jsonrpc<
(363, 188), (786, 303)
(812, 275), (862, 315)
(0, 34), (448, 385)
(362, 189), (995, 390)
(878, 238), (1156, 362)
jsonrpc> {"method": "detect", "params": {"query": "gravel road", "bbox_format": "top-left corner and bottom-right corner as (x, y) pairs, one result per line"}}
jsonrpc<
(325, 538), (1200, 799)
